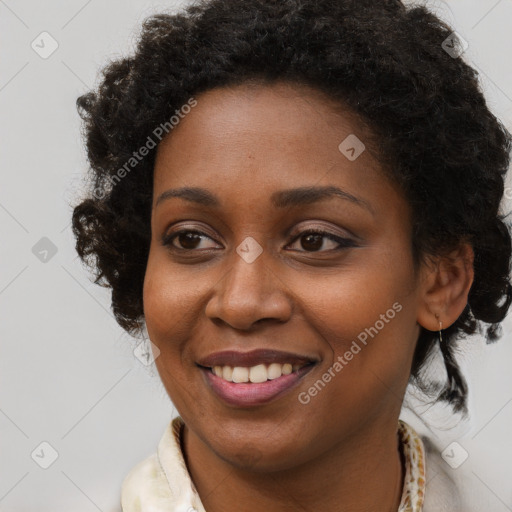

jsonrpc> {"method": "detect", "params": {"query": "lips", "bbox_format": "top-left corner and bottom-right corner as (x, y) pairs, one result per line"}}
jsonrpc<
(196, 348), (319, 368)
(196, 348), (319, 407)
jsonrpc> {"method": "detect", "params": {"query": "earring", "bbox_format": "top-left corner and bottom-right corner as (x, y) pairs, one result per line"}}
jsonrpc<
(435, 313), (443, 344)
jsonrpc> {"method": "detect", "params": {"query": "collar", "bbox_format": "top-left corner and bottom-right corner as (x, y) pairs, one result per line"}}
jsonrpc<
(397, 419), (426, 512)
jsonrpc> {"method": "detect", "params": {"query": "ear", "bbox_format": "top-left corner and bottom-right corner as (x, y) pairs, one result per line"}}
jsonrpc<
(416, 242), (474, 331)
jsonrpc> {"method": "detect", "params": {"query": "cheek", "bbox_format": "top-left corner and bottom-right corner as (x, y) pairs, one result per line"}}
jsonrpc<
(142, 251), (216, 393)
(297, 252), (418, 401)
(143, 272), (176, 340)
(143, 250), (201, 338)
(143, 260), (196, 407)
(143, 257), (193, 399)
(296, 296), (417, 435)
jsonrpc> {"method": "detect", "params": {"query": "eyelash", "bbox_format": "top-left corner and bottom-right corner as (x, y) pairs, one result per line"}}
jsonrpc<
(162, 228), (356, 253)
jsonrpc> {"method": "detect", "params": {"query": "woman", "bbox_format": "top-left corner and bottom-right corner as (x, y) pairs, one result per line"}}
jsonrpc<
(71, 0), (512, 510)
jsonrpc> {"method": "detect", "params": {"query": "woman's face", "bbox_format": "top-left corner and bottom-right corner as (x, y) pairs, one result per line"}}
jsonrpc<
(144, 81), (423, 470)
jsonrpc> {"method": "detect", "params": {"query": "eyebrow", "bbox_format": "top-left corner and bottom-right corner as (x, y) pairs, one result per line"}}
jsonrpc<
(155, 185), (374, 215)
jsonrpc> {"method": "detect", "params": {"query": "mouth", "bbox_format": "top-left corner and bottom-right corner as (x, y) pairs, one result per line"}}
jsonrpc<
(196, 349), (319, 407)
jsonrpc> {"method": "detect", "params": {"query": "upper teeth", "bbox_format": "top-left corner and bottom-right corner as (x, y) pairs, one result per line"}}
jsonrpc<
(212, 363), (305, 383)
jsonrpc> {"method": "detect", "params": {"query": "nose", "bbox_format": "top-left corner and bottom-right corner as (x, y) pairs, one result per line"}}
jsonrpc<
(205, 244), (293, 330)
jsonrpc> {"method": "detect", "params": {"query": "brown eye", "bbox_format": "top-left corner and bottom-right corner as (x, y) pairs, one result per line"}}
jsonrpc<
(162, 230), (219, 251)
(175, 232), (202, 250)
(300, 233), (324, 251)
(288, 230), (356, 252)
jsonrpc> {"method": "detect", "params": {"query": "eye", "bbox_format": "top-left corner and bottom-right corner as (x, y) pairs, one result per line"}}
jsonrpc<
(162, 229), (220, 251)
(286, 229), (356, 252)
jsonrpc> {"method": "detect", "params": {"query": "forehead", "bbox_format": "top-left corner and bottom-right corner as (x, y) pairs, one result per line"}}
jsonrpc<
(155, 82), (379, 182)
(151, 81), (406, 222)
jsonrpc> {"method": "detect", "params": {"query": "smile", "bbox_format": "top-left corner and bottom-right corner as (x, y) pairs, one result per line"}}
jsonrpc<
(199, 362), (316, 407)
(209, 362), (310, 383)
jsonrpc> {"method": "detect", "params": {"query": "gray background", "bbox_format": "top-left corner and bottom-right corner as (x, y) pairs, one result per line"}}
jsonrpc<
(1, 0), (511, 510)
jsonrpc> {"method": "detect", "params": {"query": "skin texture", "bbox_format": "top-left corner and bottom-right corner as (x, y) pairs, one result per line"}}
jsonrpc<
(143, 81), (474, 512)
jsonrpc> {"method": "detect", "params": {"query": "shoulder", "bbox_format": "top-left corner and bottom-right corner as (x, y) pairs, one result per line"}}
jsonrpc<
(421, 435), (497, 512)
(120, 416), (205, 512)
(120, 453), (176, 512)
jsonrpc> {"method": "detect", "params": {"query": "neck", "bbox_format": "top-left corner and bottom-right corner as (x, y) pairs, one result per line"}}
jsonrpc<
(182, 418), (405, 512)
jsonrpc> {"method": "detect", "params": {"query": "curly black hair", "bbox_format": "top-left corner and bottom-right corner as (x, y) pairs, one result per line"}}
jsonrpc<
(72, 0), (512, 414)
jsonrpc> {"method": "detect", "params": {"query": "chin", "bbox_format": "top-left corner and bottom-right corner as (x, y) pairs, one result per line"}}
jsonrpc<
(211, 436), (307, 473)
